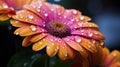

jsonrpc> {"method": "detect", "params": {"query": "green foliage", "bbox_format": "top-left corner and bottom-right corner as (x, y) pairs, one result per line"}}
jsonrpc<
(7, 50), (72, 67)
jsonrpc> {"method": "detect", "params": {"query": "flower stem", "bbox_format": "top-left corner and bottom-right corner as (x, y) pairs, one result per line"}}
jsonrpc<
(45, 54), (49, 67)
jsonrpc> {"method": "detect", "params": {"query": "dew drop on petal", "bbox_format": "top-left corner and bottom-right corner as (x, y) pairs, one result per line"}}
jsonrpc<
(37, 9), (40, 12)
(2, 3), (8, 8)
(73, 10), (77, 14)
(88, 33), (93, 37)
(58, 13), (61, 15)
(80, 30), (85, 32)
(28, 15), (34, 19)
(15, 32), (19, 35)
(75, 37), (82, 43)
(65, 54), (67, 57)
(30, 25), (37, 31)
(44, 13), (48, 17)
(71, 19), (75, 22)
(80, 16), (84, 20)
(64, 16), (67, 18)
(51, 8), (54, 11)
(78, 23), (83, 27)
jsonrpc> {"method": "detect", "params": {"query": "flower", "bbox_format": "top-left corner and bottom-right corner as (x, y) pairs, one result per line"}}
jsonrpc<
(0, 0), (43, 21)
(71, 47), (120, 67)
(10, 0), (104, 60)
(104, 49), (120, 67)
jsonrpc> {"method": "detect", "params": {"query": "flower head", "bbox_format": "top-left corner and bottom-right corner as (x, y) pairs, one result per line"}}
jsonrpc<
(71, 47), (120, 67)
(0, 0), (43, 21)
(11, 0), (104, 60)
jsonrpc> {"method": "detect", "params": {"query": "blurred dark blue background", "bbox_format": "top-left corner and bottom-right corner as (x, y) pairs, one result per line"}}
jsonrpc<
(0, 0), (120, 66)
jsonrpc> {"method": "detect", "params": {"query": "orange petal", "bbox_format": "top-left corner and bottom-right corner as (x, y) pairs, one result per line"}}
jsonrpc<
(32, 37), (47, 51)
(72, 22), (99, 29)
(30, 33), (47, 42)
(10, 19), (29, 27)
(109, 62), (120, 67)
(16, 25), (46, 36)
(57, 39), (75, 60)
(74, 36), (97, 53)
(24, 1), (51, 21)
(46, 36), (59, 57)
(12, 10), (45, 27)
(71, 28), (105, 40)
(83, 16), (91, 21)
(63, 37), (88, 58)
(22, 36), (33, 47)
(0, 14), (9, 21)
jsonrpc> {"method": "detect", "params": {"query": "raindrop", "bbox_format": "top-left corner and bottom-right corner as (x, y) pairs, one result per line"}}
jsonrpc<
(51, 8), (54, 11)
(75, 38), (81, 43)
(2, 3), (8, 8)
(54, 0), (61, 2)
(15, 32), (19, 35)
(73, 10), (77, 14)
(37, 9), (40, 12)
(88, 33), (93, 37)
(44, 13), (48, 17)
(71, 19), (75, 22)
(64, 16), (67, 18)
(58, 13), (61, 15)
(30, 25), (37, 31)
(80, 30), (85, 32)
(65, 54), (67, 57)
(80, 16), (84, 20)
(78, 23), (83, 27)
(28, 15), (34, 19)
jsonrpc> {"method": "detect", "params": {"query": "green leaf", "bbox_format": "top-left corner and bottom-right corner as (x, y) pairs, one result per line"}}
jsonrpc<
(7, 50), (42, 67)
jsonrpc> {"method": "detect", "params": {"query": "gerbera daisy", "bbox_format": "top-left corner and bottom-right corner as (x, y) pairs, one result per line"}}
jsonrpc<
(10, 0), (104, 60)
(0, 0), (44, 21)
(71, 47), (120, 67)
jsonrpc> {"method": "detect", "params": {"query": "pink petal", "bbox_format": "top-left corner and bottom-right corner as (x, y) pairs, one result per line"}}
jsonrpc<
(12, 10), (45, 27)
(24, 1), (52, 21)
(71, 28), (105, 40)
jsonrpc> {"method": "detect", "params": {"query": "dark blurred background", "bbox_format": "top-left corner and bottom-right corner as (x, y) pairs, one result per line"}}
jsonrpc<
(0, 0), (120, 67)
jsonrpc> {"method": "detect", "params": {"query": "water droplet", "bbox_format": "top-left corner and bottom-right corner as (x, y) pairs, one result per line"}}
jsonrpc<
(28, 15), (34, 19)
(88, 45), (91, 48)
(58, 13), (61, 15)
(30, 25), (37, 31)
(51, 8), (54, 11)
(54, 0), (61, 2)
(37, 9), (40, 12)
(71, 19), (74, 22)
(2, 3), (8, 8)
(78, 23), (83, 27)
(92, 40), (96, 44)
(100, 42), (104, 46)
(73, 10), (77, 14)
(65, 54), (67, 57)
(88, 33), (93, 37)
(80, 16), (84, 20)
(80, 30), (84, 32)
(15, 32), (19, 35)
(75, 38), (81, 43)
(44, 13), (48, 17)
(94, 32), (98, 34)
(64, 16), (67, 18)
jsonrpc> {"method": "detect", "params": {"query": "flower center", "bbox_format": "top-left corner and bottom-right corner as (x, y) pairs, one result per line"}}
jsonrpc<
(45, 21), (71, 38)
